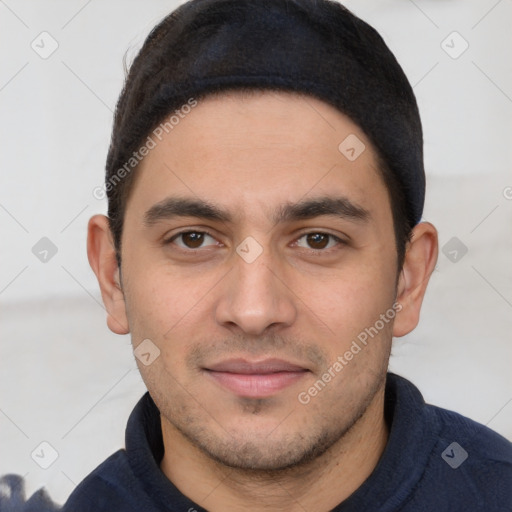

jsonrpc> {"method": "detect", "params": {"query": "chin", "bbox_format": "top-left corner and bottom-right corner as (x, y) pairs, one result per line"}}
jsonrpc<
(176, 418), (350, 473)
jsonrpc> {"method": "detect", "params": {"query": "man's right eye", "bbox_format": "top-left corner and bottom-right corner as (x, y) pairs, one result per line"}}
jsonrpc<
(166, 231), (219, 250)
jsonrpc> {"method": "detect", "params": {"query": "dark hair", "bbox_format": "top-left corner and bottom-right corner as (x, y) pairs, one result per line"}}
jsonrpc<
(106, 0), (421, 271)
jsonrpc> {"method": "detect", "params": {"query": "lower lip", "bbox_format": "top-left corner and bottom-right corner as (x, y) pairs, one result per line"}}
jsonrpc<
(205, 370), (307, 398)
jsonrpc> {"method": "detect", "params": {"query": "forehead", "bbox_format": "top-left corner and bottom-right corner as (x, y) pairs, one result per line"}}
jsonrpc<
(126, 90), (390, 224)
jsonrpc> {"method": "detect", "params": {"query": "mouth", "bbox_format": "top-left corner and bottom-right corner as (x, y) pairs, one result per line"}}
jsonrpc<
(203, 358), (310, 398)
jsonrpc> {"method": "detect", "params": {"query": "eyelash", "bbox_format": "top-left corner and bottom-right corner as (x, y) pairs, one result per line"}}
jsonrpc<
(164, 230), (346, 253)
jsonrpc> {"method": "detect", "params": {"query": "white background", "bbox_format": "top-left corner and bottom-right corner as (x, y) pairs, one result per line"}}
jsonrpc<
(1, 0), (511, 506)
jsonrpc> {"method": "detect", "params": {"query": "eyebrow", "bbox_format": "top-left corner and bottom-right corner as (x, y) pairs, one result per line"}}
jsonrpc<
(143, 195), (370, 227)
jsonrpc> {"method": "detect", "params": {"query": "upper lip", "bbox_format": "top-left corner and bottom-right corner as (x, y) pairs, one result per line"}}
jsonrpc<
(205, 358), (308, 374)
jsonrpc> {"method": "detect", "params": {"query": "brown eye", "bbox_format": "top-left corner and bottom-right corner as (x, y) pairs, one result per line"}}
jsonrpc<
(295, 232), (342, 251)
(306, 233), (329, 249)
(170, 231), (217, 249)
(182, 232), (204, 248)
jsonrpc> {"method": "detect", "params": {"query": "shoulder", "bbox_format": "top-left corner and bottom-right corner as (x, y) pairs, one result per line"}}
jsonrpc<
(415, 400), (512, 509)
(389, 373), (511, 464)
(430, 401), (512, 463)
(61, 449), (155, 512)
(385, 373), (512, 510)
(428, 401), (512, 477)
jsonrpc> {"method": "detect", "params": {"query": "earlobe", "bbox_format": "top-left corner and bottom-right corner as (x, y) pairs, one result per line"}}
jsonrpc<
(393, 222), (438, 338)
(87, 214), (130, 335)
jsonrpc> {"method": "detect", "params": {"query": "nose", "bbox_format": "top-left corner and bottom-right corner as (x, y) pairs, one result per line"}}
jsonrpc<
(215, 246), (297, 336)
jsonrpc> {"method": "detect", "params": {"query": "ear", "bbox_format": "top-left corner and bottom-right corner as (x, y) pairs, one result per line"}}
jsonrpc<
(393, 221), (438, 337)
(87, 214), (130, 335)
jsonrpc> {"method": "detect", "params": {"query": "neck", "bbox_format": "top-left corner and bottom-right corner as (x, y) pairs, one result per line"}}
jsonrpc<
(160, 384), (388, 512)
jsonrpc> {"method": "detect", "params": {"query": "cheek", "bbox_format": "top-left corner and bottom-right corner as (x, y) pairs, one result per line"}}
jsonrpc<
(123, 264), (186, 342)
(295, 258), (397, 346)
(123, 261), (218, 370)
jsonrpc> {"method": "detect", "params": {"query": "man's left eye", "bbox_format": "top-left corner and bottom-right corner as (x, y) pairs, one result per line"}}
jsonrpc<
(295, 233), (343, 251)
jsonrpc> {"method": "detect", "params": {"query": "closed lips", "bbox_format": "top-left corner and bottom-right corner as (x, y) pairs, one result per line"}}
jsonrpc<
(203, 358), (309, 398)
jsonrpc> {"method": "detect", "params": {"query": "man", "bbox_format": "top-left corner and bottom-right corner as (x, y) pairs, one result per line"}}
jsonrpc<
(62, 0), (512, 510)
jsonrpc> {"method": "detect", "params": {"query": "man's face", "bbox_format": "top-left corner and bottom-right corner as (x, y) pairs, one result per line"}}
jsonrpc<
(119, 91), (399, 470)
